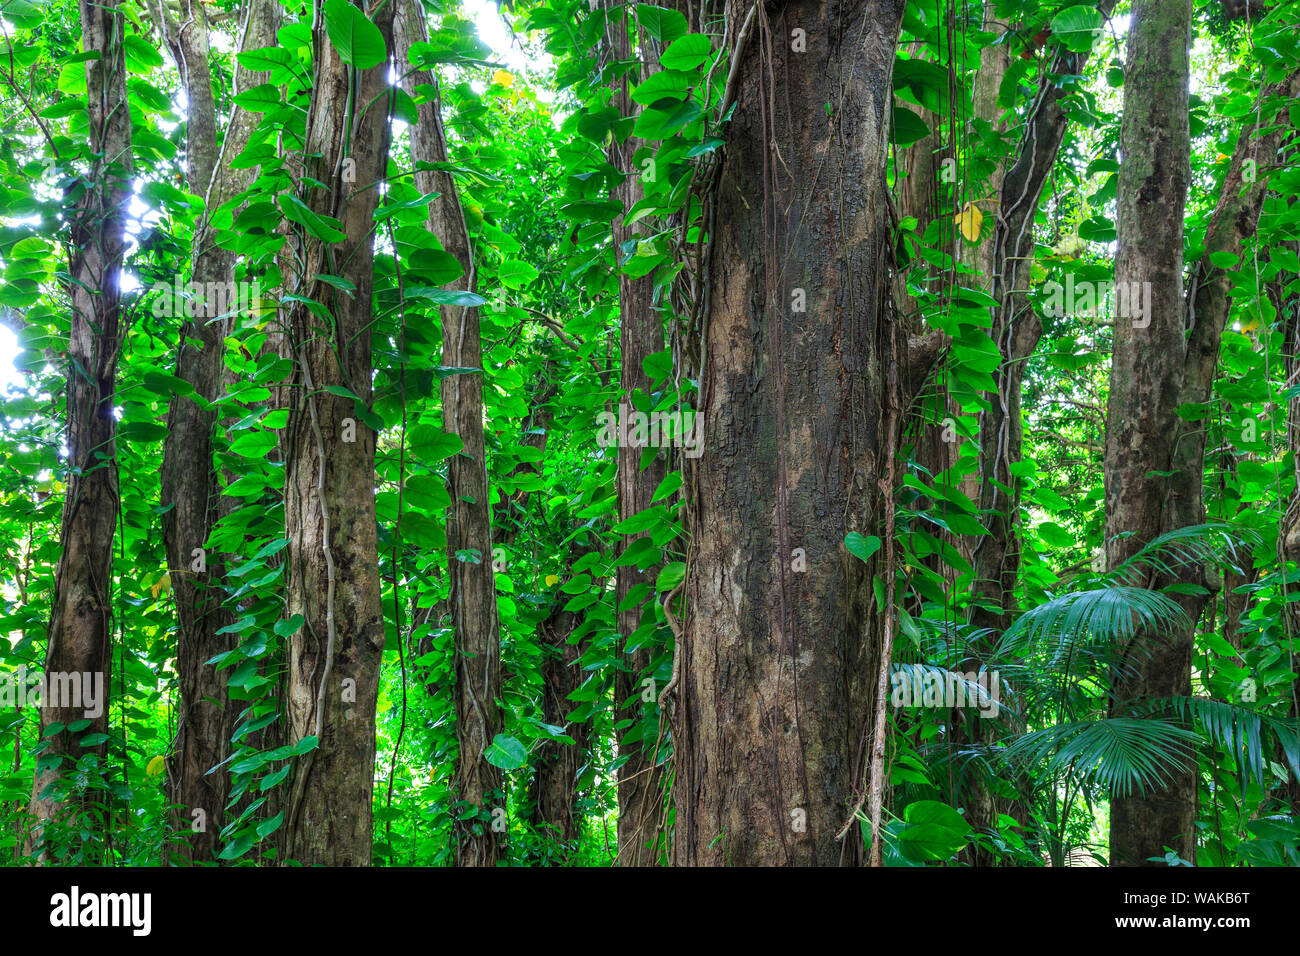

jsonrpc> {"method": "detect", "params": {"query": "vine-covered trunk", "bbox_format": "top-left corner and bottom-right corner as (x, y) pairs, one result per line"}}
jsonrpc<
(27, 0), (133, 859)
(158, 0), (280, 864)
(530, 598), (589, 850)
(398, 0), (504, 867)
(279, 0), (394, 866)
(1104, 0), (1194, 867)
(672, 0), (904, 867)
(602, 0), (676, 867)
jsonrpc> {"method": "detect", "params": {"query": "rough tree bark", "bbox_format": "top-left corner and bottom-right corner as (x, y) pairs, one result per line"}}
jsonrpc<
(27, 0), (133, 859)
(279, 0), (394, 866)
(1104, 0), (1194, 868)
(671, 0), (905, 867)
(398, 0), (504, 867)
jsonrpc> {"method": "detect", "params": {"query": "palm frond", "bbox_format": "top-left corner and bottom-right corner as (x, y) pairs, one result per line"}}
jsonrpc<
(1000, 717), (1200, 797)
(1104, 522), (1256, 588)
(996, 586), (1189, 664)
(1143, 697), (1300, 793)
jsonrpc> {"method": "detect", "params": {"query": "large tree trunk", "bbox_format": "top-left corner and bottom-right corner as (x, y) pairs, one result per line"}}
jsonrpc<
(397, 0), (504, 867)
(1104, 0), (1194, 867)
(671, 0), (904, 867)
(27, 0), (133, 860)
(279, 0), (394, 866)
(157, 0), (280, 864)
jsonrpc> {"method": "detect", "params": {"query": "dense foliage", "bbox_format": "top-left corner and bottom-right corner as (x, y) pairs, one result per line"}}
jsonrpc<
(0, 0), (1298, 867)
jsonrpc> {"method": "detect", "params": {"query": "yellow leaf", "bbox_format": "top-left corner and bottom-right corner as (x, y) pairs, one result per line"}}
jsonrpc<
(146, 755), (166, 777)
(492, 70), (514, 88)
(150, 572), (171, 600)
(956, 202), (983, 243)
(545, 574), (559, 587)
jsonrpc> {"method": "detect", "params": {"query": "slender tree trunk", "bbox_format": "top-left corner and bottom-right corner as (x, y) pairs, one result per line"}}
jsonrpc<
(602, 0), (677, 867)
(1104, 48), (1299, 869)
(1169, 67), (1300, 532)
(157, 0), (279, 864)
(27, 0), (133, 860)
(947, 8), (1011, 864)
(672, 0), (904, 867)
(1104, 0), (1194, 867)
(488, 365), (590, 849)
(397, 0), (504, 867)
(279, 0), (394, 866)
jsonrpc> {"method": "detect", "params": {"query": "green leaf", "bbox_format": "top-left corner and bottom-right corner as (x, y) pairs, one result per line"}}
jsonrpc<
(405, 287), (486, 307)
(323, 0), (388, 69)
(637, 4), (690, 43)
(660, 34), (712, 71)
(845, 532), (882, 563)
(256, 811), (285, 839)
(1050, 6), (1104, 53)
(892, 106), (930, 147)
(651, 472), (683, 503)
(411, 425), (463, 461)
(232, 83), (283, 113)
(631, 70), (696, 106)
(219, 834), (255, 860)
(498, 259), (539, 290)
(634, 99), (702, 140)
(278, 194), (346, 243)
(484, 734), (527, 770)
(642, 349), (672, 381)
(119, 421), (169, 442)
(237, 46), (300, 77)
(897, 800), (971, 861)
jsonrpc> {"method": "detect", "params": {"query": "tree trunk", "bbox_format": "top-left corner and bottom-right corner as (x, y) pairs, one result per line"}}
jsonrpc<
(279, 0), (394, 866)
(530, 591), (590, 851)
(1105, 33), (1299, 869)
(27, 0), (133, 860)
(157, 0), (279, 864)
(671, 0), (904, 867)
(397, 0), (504, 867)
(1169, 66), (1300, 532)
(602, 0), (677, 867)
(1104, 0), (1194, 867)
